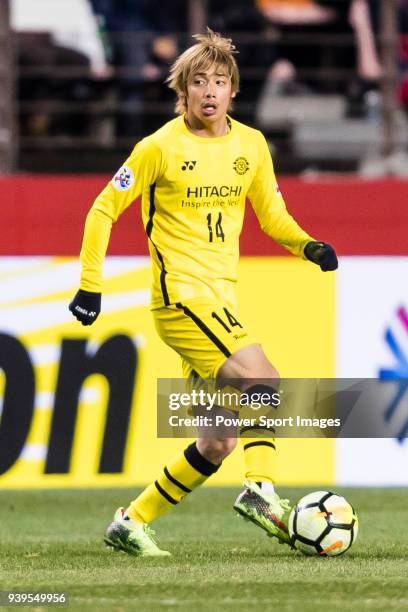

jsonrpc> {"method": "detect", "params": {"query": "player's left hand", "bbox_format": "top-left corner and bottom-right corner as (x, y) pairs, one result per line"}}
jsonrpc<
(304, 241), (338, 271)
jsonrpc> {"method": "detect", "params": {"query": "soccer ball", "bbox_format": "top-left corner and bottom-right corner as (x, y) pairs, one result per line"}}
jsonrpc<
(288, 491), (358, 556)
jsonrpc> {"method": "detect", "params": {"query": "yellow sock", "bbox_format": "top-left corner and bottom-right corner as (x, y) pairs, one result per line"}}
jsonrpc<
(239, 384), (278, 484)
(241, 436), (276, 484)
(127, 442), (220, 523)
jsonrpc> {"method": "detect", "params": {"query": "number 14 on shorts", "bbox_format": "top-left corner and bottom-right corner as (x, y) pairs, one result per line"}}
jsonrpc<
(212, 307), (242, 333)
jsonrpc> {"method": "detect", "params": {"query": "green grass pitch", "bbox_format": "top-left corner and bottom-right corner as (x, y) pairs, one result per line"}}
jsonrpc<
(0, 487), (407, 611)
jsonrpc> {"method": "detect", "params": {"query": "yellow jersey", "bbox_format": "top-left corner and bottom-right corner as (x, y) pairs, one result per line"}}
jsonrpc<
(79, 114), (313, 309)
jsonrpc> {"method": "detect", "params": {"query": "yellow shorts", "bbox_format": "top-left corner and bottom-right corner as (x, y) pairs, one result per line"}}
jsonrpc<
(153, 297), (256, 380)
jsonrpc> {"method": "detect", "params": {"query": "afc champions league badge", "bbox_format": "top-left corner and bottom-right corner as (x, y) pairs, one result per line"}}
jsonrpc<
(112, 165), (135, 191)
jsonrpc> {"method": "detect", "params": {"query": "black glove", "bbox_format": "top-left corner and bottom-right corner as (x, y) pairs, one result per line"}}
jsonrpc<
(69, 290), (101, 326)
(304, 241), (338, 272)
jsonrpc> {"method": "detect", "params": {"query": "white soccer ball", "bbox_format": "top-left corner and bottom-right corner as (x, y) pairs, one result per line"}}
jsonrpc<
(288, 491), (358, 556)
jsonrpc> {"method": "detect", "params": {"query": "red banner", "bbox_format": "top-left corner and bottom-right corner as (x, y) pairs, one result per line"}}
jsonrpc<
(2, 175), (407, 255)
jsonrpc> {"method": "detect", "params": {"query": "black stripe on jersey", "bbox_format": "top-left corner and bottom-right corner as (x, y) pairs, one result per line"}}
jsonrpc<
(176, 303), (231, 358)
(145, 183), (170, 306)
(243, 441), (276, 451)
(146, 185), (155, 238)
(156, 249), (170, 306)
(240, 424), (276, 435)
(163, 466), (192, 493)
(184, 442), (220, 476)
(154, 480), (178, 504)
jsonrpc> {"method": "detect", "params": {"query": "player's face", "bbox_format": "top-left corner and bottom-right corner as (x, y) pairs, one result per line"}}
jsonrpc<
(185, 66), (235, 128)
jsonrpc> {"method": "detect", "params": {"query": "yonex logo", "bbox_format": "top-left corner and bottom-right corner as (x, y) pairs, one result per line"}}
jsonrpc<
(181, 160), (197, 171)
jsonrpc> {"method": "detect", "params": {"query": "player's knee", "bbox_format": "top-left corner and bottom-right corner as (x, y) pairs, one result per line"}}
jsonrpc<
(217, 344), (280, 386)
(197, 437), (237, 463)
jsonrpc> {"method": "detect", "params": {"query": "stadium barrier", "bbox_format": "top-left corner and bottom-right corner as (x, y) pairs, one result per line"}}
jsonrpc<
(1, 176), (407, 488)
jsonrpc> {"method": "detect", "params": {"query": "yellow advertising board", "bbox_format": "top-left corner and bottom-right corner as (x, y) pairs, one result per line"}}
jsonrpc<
(0, 256), (335, 488)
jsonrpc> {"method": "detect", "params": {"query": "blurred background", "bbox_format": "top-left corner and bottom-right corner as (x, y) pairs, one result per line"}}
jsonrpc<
(1, 0), (408, 175)
(1, 0), (408, 490)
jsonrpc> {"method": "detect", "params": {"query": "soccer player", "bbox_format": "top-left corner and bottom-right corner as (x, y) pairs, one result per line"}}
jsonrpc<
(69, 28), (338, 556)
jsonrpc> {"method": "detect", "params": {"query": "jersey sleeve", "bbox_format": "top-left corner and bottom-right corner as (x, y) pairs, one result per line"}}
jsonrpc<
(247, 132), (313, 257)
(79, 137), (164, 292)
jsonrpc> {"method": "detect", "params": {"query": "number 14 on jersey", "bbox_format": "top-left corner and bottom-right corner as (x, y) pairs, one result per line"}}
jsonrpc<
(207, 212), (225, 242)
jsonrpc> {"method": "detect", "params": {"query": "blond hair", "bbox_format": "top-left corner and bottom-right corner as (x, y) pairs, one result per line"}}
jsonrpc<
(166, 28), (240, 115)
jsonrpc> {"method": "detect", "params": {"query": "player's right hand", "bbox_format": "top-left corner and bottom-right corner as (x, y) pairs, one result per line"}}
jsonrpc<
(69, 290), (101, 326)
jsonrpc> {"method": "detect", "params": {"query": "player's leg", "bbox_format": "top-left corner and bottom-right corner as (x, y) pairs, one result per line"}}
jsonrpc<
(104, 301), (241, 556)
(217, 344), (292, 545)
(104, 437), (235, 556)
(151, 300), (292, 544)
(125, 436), (236, 525)
(105, 300), (282, 555)
(218, 343), (279, 487)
